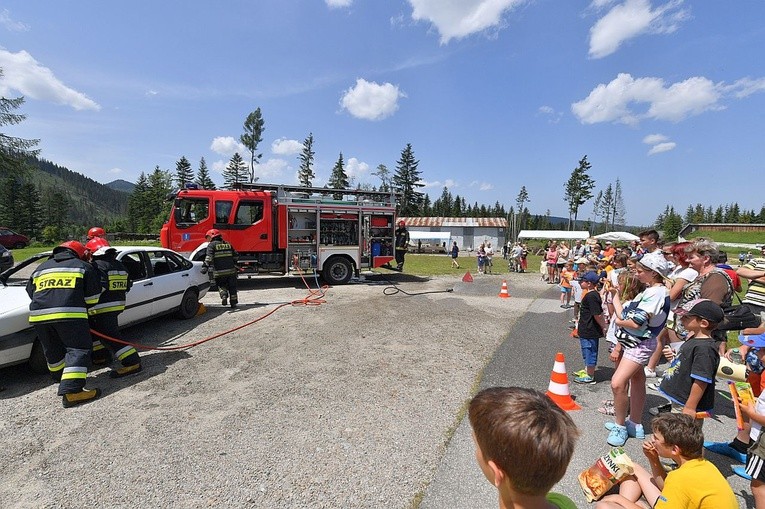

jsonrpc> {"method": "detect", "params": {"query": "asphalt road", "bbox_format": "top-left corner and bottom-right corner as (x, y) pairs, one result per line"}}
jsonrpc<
(420, 284), (754, 509)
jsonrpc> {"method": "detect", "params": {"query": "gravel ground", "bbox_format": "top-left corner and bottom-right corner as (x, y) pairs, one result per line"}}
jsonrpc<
(0, 271), (544, 508)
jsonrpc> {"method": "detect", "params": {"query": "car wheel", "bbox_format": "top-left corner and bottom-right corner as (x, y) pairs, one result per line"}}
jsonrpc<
(29, 339), (48, 374)
(322, 256), (353, 285)
(176, 288), (199, 319)
(13, 242), (26, 249)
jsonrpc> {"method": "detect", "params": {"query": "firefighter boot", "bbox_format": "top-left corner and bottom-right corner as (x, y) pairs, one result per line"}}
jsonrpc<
(219, 288), (229, 307)
(109, 362), (142, 379)
(230, 295), (238, 308)
(62, 388), (102, 408)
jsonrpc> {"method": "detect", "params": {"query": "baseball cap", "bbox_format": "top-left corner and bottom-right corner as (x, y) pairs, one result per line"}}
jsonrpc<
(674, 299), (724, 324)
(741, 332), (765, 349)
(638, 252), (670, 277)
(605, 241), (612, 245)
(578, 271), (600, 284)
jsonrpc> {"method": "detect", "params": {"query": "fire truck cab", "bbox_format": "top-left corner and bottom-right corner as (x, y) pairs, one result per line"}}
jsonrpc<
(160, 184), (398, 285)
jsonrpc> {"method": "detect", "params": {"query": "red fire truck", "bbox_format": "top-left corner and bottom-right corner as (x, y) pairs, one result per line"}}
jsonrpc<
(160, 183), (398, 284)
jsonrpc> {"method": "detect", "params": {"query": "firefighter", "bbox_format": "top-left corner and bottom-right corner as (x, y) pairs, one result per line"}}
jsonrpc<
(87, 226), (106, 240)
(85, 237), (142, 378)
(394, 220), (410, 271)
(27, 241), (103, 408)
(203, 229), (239, 308)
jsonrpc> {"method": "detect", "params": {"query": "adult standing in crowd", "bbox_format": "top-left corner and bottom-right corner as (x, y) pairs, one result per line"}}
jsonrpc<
(546, 241), (559, 283)
(637, 229), (662, 259)
(737, 244), (765, 324)
(394, 220), (409, 271)
(571, 238), (586, 260)
(27, 241), (103, 407)
(450, 241), (460, 269)
(485, 241), (494, 274)
(203, 229), (239, 307)
(557, 241), (570, 277)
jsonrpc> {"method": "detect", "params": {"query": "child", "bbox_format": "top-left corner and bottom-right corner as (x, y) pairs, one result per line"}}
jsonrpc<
(596, 413), (738, 508)
(469, 386), (579, 509)
(559, 261), (574, 308)
(657, 299), (723, 417)
(737, 332), (765, 508)
(477, 243), (486, 274)
(574, 271), (607, 384)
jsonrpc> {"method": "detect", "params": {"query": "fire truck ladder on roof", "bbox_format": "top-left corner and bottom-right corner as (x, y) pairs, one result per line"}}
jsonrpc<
(232, 183), (399, 206)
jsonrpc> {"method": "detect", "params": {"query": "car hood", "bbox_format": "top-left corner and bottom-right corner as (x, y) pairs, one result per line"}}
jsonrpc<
(0, 285), (32, 337)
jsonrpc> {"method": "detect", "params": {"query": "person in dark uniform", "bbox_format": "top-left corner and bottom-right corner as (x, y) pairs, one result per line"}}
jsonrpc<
(394, 220), (410, 271)
(27, 241), (103, 408)
(85, 237), (142, 378)
(203, 229), (239, 307)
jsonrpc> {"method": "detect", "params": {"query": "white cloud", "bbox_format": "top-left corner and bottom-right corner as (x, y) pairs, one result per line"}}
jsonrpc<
(0, 9), (30, 32)
(725, 77), (765, 99)
(588, 0), (689, 59)
(255, 158), (289, 180)
(642, 133), (667, 144)
(271, 138), (303, 156)
(340, 78), (405, 121)
(469, 180), (494, 191)
(647, 142), (676, 155)
(210, 136), (246, 156)
(589, 0), (616, 8)
(571, 73), (722, 125)
(108, 167), (123, 175)
(538, 105), (563, 123)
(212, 160), (227, 174)
(422, 179), (457, 189)
(0, 48), (100, 110)
(408, 0), (526, 44)
(326, 0), (352, 8)
(345, 157), (370, 179)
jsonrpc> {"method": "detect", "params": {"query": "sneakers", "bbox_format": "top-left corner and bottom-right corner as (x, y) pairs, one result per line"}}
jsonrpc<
(62, 388), (101, 408)
(644, 367), (658, 378)
(733, 465), (753, 481)
(704, 441), (747, 464)
(607, 424), (629, 447)
(647, 382), (662, 392)
(605, 421), (645, 439)
(571, 369), (587, 378)
(574, 375), (596, 385)
(649, 403), (672, 416)
(109, 363), (142, 379)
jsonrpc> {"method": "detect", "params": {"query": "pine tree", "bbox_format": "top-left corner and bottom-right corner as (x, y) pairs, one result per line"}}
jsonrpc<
(223, 153), (248, 189)
(147, 167), (173, 232)
(563, 155), (595, 230)
(195, 157), (216, 189)
(392, 143), (424, 216)
(18, 181), (42, 237)
(514, 186), (530, 240)
(241, 108), (265, 183)
(174, 156), (194, 189)
(328, 152), (349, 199)
(127, 173), (150, 232)
(610, 179), (625, 228)
(297, 132), (315, 187)
(372, 164), (391, 192)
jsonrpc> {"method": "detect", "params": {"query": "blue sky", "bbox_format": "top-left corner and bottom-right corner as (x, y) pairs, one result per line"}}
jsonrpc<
(1, 0), (764, 226)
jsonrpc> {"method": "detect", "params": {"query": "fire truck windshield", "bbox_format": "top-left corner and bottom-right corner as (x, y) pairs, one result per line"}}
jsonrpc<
(174, 197), (209, 225)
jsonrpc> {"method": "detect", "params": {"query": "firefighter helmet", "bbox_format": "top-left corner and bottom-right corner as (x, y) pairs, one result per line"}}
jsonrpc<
(87, 227), (106, 239)
(397, 220), (405, 227)
(53, 240), (87, 260)
(205, 228), (221, 239)
(86, 237), (113, 257)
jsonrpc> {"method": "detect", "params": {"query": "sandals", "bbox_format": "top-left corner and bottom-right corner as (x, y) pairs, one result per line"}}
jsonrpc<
(598, 399), (615, 416)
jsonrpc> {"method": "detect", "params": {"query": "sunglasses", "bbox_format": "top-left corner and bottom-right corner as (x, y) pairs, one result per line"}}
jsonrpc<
(662, 251), (673, 256)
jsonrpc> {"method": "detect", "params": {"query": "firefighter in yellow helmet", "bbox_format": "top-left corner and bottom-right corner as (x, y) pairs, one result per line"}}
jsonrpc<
(202, 229), (239, 308)
(27, 241), (103, 407)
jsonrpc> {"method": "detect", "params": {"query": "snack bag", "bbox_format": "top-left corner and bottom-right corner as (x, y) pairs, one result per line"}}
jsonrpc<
(578, 447), (635, 502)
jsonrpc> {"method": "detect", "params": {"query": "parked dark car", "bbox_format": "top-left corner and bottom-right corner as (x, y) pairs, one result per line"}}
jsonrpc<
(0, 228), (29, 249)
(0, 245), (12, 272)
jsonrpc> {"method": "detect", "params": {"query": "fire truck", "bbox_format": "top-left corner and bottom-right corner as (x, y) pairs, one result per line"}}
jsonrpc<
(160, 183), (398, 285)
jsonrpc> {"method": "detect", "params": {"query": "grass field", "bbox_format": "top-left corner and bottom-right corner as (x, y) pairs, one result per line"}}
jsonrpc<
(686, 229), (764, 245)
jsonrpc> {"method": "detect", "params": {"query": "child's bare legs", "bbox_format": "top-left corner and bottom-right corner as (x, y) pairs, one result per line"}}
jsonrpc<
(645, 328), (667, 374)
(611, 358), (643, 426)
(752, 479), (765, 509)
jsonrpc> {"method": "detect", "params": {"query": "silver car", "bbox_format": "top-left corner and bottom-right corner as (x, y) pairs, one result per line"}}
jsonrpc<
(0, 246), (210, 372)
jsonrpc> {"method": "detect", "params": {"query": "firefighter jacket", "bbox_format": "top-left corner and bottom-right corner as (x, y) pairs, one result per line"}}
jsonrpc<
(88, 256), (131, 316)
(395, 227), (409, 251)
(27, 250), (102, 323)
(204, 238), (238, 278)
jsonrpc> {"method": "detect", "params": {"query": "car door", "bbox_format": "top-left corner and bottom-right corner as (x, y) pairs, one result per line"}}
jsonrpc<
(146, 250), (191, 315)
(117, 250), (155, 326)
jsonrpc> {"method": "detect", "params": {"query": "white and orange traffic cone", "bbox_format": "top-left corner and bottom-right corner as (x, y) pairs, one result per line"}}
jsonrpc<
(462, 271), (474, 283)
(545, 352), (581, 411)
(498, 280), (510, 298)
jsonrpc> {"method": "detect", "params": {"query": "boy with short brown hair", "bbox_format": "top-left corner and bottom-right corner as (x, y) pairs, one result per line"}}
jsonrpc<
(469, 387), (579, 509)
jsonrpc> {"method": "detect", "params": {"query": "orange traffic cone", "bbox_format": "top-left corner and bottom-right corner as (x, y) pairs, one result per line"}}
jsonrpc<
(545, 352), (581, 411)
(462, 271), (474, 283)
(498, 280), (510, 298)
(196, 303), (207, 316)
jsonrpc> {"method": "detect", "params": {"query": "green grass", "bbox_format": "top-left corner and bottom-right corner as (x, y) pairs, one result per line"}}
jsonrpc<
(686, 230), (764, 245)
(402, 252), (543, 276)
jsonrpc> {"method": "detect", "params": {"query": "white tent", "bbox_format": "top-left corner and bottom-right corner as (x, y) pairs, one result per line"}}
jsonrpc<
(594, 231), (639, 242)
(517, 230), (590, 240)
(407, 231), (451, 243)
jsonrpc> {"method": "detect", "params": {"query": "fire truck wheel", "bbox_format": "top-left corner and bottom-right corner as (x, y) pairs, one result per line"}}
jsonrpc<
(322, 257), (353, 285)
(177, 289), (200, 319)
